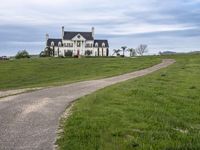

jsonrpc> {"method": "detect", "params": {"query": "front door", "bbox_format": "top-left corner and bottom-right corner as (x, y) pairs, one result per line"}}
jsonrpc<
(77, 50), (80, 56)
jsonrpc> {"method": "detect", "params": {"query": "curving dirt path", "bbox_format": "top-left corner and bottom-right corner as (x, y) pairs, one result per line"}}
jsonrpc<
(0, 87), (44, 99)
(0, 59), (175, 150)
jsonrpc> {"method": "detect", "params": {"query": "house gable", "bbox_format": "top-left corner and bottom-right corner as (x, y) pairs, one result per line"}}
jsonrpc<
(72, 34), (86, 41)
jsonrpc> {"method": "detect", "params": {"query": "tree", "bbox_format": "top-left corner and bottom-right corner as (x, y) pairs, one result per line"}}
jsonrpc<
(39, 51), (46, 57)
(112, 49), (121, 56)
(15, 50), (30, 59)
(121, 46), (127, 57)
(136, 44), (148, 56)
(40, 47), (52, 57)
(127, 48), (136, 57)
(106, 48), (109, 56)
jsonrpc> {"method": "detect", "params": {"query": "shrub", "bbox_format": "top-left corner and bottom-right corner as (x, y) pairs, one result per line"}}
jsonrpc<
(15, 50), (30, 59)
(85, 50), (92, 56)
(117, 53), (120, 56)
(59, 56), (65, 58)
(73, 55), (79, 58)
(65, 50), (73, 57)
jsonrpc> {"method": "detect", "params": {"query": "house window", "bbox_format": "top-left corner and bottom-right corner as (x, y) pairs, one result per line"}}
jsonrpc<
(86, 43), (92, 47)
(77, 41), (81, 47)
(102, 42), (105, 47)
(58, 42), (62, 47)
(51, 41), (54, 46)
(66, 43), (73, 47)
(95, 42), (98, 47)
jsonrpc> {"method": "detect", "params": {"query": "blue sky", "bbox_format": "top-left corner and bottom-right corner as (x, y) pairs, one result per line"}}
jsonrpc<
(0, 0), (200, 56)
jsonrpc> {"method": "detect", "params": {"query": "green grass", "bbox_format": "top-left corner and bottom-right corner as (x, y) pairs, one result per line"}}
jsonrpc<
(0, 57), (160, 90)
(57, 54), (200, 150)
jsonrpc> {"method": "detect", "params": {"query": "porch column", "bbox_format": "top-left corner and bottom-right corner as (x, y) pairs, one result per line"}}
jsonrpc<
(75, 41), (77, 55)
(82, 41), (85, 55)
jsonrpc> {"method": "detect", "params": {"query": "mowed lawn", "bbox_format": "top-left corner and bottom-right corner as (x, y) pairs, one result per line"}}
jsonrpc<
(0, 57), (160, 90)
(57, 54), (200, 150)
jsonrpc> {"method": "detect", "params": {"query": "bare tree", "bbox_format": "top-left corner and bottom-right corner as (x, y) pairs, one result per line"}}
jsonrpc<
(127, 48), (136, 57)
(136, 44), (148, 56)
(121, 46), (127, 57)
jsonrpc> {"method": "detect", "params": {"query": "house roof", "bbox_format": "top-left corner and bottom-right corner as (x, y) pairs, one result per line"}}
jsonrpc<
(94, 40), (109, 47)
(64, 32), (94, 40)
(47, 39), (62, 47)
(47, 38), (109, 48)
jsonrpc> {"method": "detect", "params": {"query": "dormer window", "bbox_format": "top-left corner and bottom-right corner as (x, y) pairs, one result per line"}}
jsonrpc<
(102, 42), (105, 47)
(51, 41), (54, 46)
(58, 42), (62, 47)
(77, 35), (81, 39)
(95, 42), (98, 47)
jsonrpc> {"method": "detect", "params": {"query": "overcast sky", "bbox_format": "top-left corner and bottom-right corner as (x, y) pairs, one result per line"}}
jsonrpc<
(0, 0), (200, 56)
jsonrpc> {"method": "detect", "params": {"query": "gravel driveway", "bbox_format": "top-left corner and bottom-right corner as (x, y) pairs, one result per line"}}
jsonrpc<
(0, 59), (175, 150)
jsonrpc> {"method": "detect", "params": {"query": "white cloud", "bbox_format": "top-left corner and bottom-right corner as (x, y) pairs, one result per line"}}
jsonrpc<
(0, 0), (196, 34)
(0, 0), (200, 55)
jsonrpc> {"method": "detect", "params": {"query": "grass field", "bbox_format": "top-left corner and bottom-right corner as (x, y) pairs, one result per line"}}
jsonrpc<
(0, 57), (160, 90)
(57, 54), (200, 150)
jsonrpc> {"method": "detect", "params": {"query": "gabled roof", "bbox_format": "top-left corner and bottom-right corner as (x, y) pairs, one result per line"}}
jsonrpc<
(94, 40), (109, 47)
(47, 39), (62, 47)
(64, 32), (94, 40)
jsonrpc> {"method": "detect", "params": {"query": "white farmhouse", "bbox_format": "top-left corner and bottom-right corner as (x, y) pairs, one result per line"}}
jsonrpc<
(45, 27), (109, 57)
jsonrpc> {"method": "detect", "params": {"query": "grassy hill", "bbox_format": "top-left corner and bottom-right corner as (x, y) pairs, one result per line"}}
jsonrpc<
(57, 54), (200, 150)
(0, 57), (160, 90)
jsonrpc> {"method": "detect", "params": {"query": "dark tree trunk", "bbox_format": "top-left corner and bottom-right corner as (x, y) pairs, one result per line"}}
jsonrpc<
(98, 48), (99, 56)
(58, 47), (60, 56)
(102, 48), (103, 56)
(106, 48), (109, 56)
(53, 46), (55, 57)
